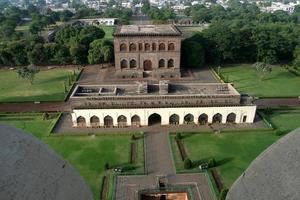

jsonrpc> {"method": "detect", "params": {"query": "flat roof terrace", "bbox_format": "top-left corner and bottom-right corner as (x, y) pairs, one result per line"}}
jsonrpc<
(70, 83), (247, 109)
(71, 83), (240, 98)
(113, 25), (182, 36)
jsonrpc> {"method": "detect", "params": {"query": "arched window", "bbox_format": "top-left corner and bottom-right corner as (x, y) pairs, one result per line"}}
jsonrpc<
(212, 113), (222, 123)
(184, 114), (194, 124)
(159, 43), (165, 51)
(169, 114), (179, 125)
(198, 114), (208, 125)
(148, 113), (161, 126)
(120, 43), (127, 52)
(129, 43), (137, 51)
(117, 115), (127, 127)
(168, 43), (175, 51)
(226, 113), (236, 123)
(90, 116), (99, 127)
(159, 59), (165, 68)
(143, 60), (152, 71)
(152, 43), (156, 51)
(121, 59), (127, 69)
(104, 115), (113, 127)
(145, 43), (151, 51)
(131, 115), (141, 127)
(168, 59), (174, 68)
(77, 116), (86, 127)
(130, 59), (137, 68)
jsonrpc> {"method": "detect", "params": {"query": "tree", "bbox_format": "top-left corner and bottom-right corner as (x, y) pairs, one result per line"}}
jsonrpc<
(88, 39), (113, 64)
(29, 21), (43, 35)
(141, 0), (150, 14)
(27, 43), (47, 65)
(181, 39), (205, 68)
(253, 62), (272, 81)
(69, 42), (87, 64)
(184, 158), (192, 169)
(17, 64), (40, 84)
(293, 46), (300, 68)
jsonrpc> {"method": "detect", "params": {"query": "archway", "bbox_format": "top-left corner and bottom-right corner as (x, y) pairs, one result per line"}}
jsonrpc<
(145, 43), (151, 51)
(184, 114), (194, 124)
(120, 43), (127, 52)
(148, 113), (161, 126)
(143, 60), (152, 71)
(129, 43), (137, 51)
(104, 115), (113, 127)
(90, 116), (99, 127)
(159, 59), (165, 68)
(168, 43), (175, 51)
(121, 59), (127, 69)
(169, 114), (179, 125)
(117, 115), (127, 127)
(226, 113), (236, 123)
(212, 113), (222, 123)
(130, 59), (137, 68)
(159, 43), (165, 51)
(131, 115), (141, 127)
(198, 114), (208, 125)
(168, 59), (174, 68)
(77, 116), (86, 127)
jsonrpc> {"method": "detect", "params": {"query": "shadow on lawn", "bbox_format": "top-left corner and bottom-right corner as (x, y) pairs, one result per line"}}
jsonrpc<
(216, 157), (234, 167)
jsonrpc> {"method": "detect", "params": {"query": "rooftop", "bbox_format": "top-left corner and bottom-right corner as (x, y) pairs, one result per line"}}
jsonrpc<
(114, 24), (182, 36)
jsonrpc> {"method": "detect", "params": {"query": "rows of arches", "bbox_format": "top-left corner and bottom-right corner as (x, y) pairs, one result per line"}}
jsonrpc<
(75, 112), (241, 128)
(120, 59), (137, 69)
(120, 59), (174, 70)
(120, 43), (175, 52)
(158, 59), (174, 68)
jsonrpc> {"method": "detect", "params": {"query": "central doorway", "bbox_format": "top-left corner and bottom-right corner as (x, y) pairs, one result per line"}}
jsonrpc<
(148, 113), (161, 126)
(143, 60), (152, 71)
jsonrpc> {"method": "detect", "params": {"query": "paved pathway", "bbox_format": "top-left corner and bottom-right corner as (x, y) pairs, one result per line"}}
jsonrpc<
(115, 129), (214, 200)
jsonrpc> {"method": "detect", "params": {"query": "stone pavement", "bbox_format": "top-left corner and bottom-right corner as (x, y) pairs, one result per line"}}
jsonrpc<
(115, 130), (215, 200)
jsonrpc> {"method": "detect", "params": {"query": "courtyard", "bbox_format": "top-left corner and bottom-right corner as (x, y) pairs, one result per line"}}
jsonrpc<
(217, 64), (300, 97)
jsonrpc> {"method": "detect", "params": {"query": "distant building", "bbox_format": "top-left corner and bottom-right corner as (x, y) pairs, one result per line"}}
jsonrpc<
(113, 24), (182, 79)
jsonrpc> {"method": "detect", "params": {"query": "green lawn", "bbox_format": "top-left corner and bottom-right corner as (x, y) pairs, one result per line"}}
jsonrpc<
(177, 25), (207, 38)
(100, 26), (115, 40)
(171, 110), (300, 189)
(0, 68), (80, 102)
(219, 64), (300, 97)
(0, 112), (144, 199)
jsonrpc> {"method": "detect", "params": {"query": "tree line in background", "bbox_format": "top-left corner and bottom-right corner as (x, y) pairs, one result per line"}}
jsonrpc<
(181, 0), (300, 68)
(0, 4), (133, 66)
(141, 0), (176, 23)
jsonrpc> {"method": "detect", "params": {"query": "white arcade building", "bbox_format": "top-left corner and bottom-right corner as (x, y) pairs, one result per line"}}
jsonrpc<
(69, 81), (257, 128)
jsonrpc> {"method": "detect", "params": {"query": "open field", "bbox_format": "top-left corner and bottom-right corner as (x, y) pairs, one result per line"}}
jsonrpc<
(0, 68), (80, 102)
(171, 110), (300, 189)
(0, 112), (144, 198)
(100, 26), (115, 40)
(218, 64), (300, 97)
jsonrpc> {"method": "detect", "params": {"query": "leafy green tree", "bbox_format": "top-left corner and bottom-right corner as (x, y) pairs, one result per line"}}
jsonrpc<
(253, 62), (272, 81)
(17, 64), (40, 84)
(69, 42), (87, 64)
(141, 0), (151, 14)
(59, 10), (74, 22)
(27, 43), (47, 65)
(88, 39), (113, 64)
(293, 46), (300, 68)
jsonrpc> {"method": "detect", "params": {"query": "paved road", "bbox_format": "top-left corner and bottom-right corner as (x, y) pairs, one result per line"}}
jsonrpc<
(145, 130), (175, 175)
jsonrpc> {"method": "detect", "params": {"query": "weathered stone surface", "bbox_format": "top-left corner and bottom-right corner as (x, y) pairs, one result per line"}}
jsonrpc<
(0, 123), (93, 200)
(227, 128), (300, 200)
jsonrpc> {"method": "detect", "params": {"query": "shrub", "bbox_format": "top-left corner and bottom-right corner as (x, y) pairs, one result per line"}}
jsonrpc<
(264, 107), (273, 115)
(219, 188), (229, 200)
(132, 134), (136, 140)
(183, 158), (192, 169)
(43, 112), (49, 120)
(208, 158), (216, 168)
(104, 163), (109, 170)
(175, 132), (182, 140)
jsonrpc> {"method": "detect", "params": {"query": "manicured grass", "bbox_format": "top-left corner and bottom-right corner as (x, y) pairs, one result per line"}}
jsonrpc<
(100, 26), (115, 40)
(171, 110), (300, 189)
(219, 64), (300, 97)
(0, 112), (144, 199)
(177, 25), (207, 38)
(0, 68), (80, 102)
